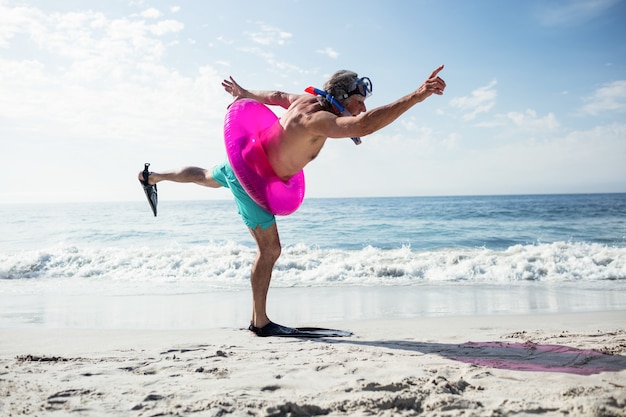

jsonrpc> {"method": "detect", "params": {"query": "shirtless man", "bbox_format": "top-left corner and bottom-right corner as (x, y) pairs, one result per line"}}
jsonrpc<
(139, 65), (446, 336)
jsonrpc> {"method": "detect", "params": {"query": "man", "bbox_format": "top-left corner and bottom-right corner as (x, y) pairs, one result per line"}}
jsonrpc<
(139, 65), (446, 336)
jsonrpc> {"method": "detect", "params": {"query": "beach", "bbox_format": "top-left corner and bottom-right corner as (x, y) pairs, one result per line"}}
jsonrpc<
(1, 310), (625, 416)
(1, 195), (625, 415)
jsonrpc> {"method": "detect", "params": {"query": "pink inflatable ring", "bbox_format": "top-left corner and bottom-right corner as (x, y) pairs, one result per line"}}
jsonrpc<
(223, 99), (305, 215)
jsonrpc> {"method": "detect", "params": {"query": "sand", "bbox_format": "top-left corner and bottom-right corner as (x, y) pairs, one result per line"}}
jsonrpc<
(1, 311), (625, 416)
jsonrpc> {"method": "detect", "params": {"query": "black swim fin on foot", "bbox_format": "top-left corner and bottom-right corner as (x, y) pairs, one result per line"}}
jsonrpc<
(139, 163), (158, 216)
(248, 321), (352, 338)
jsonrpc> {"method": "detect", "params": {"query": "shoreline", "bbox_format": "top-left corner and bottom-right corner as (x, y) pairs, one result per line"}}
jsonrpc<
(1, 311), (624, 416)
(1, 283), (625, 330)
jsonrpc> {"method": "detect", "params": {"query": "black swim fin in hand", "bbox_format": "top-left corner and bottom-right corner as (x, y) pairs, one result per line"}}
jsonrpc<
(139, 163), (158, 216)
(248, 321), (352, 338)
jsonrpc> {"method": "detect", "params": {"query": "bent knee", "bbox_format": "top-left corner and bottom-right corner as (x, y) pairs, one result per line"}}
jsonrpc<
(259, 243), (281, 263)
(198, 170), (221, 188)
(203, 177), (222, 188)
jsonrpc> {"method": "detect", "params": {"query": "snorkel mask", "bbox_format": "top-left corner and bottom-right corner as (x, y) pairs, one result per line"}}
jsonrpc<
(341, 77), (373, 99)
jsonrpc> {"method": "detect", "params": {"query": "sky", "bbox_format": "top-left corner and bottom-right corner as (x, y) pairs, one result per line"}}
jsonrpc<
(1, 0), (625, 204)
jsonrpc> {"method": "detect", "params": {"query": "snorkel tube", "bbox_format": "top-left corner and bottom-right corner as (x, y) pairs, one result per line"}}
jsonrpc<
(305, 86), (361, 145)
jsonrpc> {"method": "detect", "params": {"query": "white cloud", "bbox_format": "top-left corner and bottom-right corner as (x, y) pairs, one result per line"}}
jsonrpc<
(506, 109), (560, 131)
(401, 118), (430, 133)
(443, 122), (626, 195)
(580, 80), (626, 115)
(0, 3), (226, 148)
(149, 19), (184, 35)
(239, 46), (305, 75)
(140, 8), (162, 19)
(450, 80), (497, 121)
(216, 35), (234, 45)
(247, 23), (292, 46)
(0, 2), (47, 48)
(535, 0), (622, 27)
(442, 133), (460, 151)
(239, 46), (274, 61)
(316, 47), (339, 59)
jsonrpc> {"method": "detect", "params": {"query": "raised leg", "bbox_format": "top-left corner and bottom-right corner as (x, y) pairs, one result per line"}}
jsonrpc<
(138, 166), (222, 188)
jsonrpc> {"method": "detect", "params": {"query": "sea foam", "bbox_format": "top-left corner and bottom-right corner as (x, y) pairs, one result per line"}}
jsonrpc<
(2, 241), (624, 288)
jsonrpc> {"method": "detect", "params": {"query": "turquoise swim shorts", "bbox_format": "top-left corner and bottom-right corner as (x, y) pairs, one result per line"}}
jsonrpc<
(212, 161), (276, 230)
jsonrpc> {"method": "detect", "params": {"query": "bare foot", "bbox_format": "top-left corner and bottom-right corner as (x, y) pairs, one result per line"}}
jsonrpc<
(138, 170), (161, 185)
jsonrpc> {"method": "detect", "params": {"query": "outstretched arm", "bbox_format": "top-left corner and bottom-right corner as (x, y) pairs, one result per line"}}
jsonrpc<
(310, 65), (447, 138)
(222, 76), (302, 109)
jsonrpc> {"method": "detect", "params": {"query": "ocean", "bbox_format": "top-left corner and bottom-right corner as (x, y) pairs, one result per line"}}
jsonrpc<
(1, 193), (625, 328)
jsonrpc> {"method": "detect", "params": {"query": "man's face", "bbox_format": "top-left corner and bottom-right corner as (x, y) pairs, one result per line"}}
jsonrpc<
(345, 95), (367, 115)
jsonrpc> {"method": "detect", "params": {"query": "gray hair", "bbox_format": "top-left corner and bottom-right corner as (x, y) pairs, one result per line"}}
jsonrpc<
(318, 70), (358, 111)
